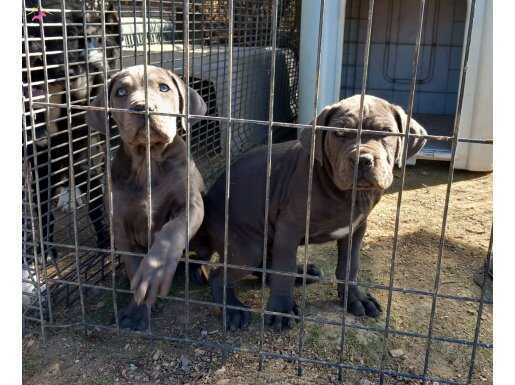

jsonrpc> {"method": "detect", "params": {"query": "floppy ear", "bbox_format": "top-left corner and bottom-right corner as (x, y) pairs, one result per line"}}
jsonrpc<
(299, 104), (338, 165)
(391, 104), (427, 166)
(87, 81), (114, 134)
(167, 70), (208, 130)
(188, 86), (208, 117)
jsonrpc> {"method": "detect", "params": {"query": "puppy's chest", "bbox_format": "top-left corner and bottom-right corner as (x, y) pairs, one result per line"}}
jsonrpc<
(309, 211), (365, 242)
(113, 183), (180, 246)
(305, 190), (379, 242)
(305, 195), (373, 241)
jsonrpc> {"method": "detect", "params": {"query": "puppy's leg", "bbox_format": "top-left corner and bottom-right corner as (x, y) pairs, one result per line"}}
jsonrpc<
(336, 222), (382, 318)
(209, 266), (251, 331)
(118, 253), (150, 331)
(209, 232), (264, 331)
(266, 221), (301, 331)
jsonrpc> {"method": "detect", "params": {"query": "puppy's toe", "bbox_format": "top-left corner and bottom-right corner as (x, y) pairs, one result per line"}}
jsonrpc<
(348, 300), (366, 317)
(363, 294), (382, 318)
(345, 292), (382, 318)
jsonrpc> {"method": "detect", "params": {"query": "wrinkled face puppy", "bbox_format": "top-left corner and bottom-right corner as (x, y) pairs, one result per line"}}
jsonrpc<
(88, 65), (207, 155)
(306, 95), (427, 191)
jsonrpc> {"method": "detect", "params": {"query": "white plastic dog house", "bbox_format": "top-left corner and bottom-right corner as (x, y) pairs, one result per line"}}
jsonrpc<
(298, 0), (492, 172)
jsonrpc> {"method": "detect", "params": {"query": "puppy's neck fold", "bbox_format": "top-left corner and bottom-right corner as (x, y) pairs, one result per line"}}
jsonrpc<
(314, 160), (382, 214)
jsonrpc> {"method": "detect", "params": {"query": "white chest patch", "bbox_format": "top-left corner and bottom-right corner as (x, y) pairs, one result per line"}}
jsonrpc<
(330, 214), (364, 239)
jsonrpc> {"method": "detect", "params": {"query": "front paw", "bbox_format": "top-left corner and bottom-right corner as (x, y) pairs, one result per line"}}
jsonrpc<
(131, 255), (178, 304)
(340, 286), (382, 318)
(118, 302), (149, 331)
(265, 295), (299, 331)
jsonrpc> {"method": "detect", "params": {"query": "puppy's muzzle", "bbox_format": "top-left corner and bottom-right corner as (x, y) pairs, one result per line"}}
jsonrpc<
(348, 152), (379, 187)
(349, 153), (374, 172)
(130, 103), (156, 113)
(129, 103), (170, 144)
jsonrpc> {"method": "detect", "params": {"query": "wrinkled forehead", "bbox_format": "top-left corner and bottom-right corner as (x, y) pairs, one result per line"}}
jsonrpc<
(111, 66), (171, 89)
(333, 98), (396, 131)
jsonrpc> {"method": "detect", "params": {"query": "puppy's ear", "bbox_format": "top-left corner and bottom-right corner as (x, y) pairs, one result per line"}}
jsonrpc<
(299, 104), (337, 165)
(167, 71), (208, 130)
(87, 90), (108, 134)
(87, 79), (114, 134)
(391, 104), (427, 166)
(188, 86), (208, 118)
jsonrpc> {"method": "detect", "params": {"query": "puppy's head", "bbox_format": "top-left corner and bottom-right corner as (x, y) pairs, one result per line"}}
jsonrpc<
(300, 95), (427, 191)
(87, 65), (207, 153)
(24, 0), (120, 99)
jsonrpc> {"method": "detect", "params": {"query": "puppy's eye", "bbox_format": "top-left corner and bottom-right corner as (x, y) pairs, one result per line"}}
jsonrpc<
(159, 83), (170, 92)
(115, 87), (127, 97)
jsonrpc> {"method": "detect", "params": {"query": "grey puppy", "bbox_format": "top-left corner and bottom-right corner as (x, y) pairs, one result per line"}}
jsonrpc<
(87, 65), (207, 330)
(192, 95), (427, 331)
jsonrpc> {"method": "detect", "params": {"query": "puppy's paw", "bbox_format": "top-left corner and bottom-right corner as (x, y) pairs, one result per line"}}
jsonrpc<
(211, 285), (251, 331)
(265, 295), (299, 331)
(225, 303), (251, 331)
(341, 287), (382, 318)
(131, 255), (177, 304)
(118, 302), (149, 331)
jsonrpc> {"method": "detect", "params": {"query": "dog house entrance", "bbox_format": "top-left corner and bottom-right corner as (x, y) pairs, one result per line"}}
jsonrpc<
(341, 0), (466, 161)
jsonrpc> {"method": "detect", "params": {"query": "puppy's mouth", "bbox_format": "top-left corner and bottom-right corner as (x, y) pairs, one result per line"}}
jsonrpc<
(130, 126), (171, 147)
(356, 172), (392, 191)
(354, 178), (383, 190)
(356, 180), (376, 189)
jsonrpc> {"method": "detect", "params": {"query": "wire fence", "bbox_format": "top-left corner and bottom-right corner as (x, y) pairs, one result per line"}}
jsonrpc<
(22, 1), (492, 384)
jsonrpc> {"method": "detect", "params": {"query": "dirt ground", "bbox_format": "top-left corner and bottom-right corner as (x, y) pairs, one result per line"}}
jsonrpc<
(23, 160), (493, 385)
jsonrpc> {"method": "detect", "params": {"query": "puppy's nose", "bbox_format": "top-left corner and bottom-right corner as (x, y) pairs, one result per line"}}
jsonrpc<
(358, 154), (374, 170)
(350, 153), (374, 170)
(130, 104), (156, 112)
(131, 104), (146, 112)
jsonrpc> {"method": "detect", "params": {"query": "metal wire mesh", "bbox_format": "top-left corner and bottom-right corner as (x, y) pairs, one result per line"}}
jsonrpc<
(22, 1), (492, 384)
